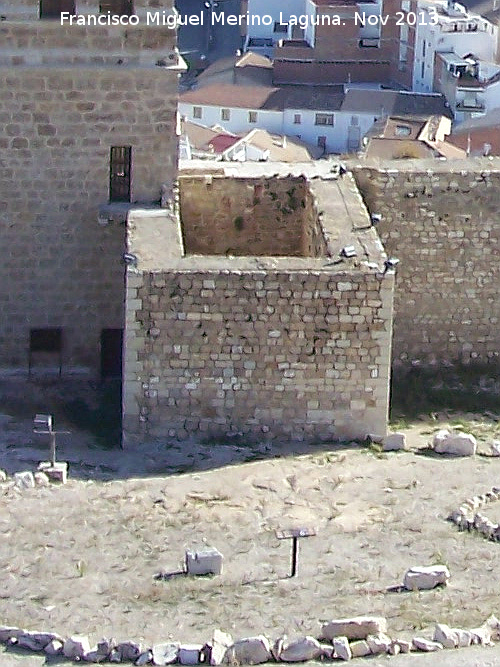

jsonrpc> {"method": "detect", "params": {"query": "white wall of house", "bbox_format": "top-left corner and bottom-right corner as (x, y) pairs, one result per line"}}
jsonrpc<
(178, 102), (284, 134)
(178, 101), (376, 154)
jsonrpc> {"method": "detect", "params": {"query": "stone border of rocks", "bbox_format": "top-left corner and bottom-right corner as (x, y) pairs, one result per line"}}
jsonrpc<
(448, 486), (500, 540)
(0, 468), (55, 490)
(1, 614), (500, 665)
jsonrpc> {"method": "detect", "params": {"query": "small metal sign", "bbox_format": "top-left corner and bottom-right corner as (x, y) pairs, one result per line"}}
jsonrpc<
(276, 527), (316, 577)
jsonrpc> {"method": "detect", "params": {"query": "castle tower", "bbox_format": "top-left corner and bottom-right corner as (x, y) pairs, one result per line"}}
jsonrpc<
(0, 1), (182, 376)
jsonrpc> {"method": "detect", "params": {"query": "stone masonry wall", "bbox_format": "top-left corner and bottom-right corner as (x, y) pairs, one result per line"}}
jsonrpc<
(179, 176), (328, 258)
(353, 161), (500, 365)
(0, 65), (179, 371)
(124, 265), (393, 443)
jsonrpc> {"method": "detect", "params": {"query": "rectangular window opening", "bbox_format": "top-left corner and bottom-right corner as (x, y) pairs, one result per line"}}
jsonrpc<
(110, 146), (131, 203)
(100, 0), (134, 14)
(248, 111), (258, 123)
(315, 113), (334, 126)
(39, 0), (76, 18)
(29, 328), (63, 376)
(193, 106), (202, 119)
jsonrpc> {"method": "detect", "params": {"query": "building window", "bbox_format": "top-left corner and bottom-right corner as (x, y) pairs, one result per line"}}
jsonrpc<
(422, 40), (426, 57)
(110, 146), (131, 203)
(293, 114), (302, 124)
(395, 124), (411, 136)
(29, 328), (63, 376)
(317, 136), (327, 148)
(248, 111), (258, 123)
(421, 61), (425, 78)
(193, 106), (202, 119)
(221, 108), (231, 121)
(39, 0), (75, 18)
(351, 115), (359, 126)
(315, 113), (334, 126)
(274, 21), (288, 33)
(100, 0), (134, 14)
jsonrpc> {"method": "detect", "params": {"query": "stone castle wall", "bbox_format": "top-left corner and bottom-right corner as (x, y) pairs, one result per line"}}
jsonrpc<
(123, 169), (394, 444)
(0, 5), (180, 373)
(353, 160), (500, 365)
(179, 176), (327, 258)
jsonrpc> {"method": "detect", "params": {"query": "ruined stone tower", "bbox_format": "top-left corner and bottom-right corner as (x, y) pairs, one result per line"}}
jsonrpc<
(0, 0), (181, 376)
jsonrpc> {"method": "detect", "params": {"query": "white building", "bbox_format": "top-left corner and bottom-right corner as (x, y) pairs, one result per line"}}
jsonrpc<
(242, 0), (306, 55)
(179, 83), (451, 154)
(412, 0), (498, 93)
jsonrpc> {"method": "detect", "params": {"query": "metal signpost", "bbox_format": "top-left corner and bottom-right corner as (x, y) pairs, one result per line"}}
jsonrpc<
(275, 527), (316, 577)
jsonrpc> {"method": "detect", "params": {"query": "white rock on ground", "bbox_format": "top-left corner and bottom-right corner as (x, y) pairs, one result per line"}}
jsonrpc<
(0, 469), (7, 482)
(135, 651), (153, 666)
(382, 433), (407, 451)
(490, 441), (500, 456)
(152, 642), (179, 666)
(14, 471), (35, 489)
(433, 429), (477, 456)
(412, 638), (443, 652)
(209, 630), (232, 665)
(394, 640), (412, 654)
(34, 471), (50, 487)
(63, 635), (91, 659)
(271, 636), (285, 661)
(319, 643), (334, 659)
(321, 617), (387, 640)
(225, 636), (271, 665)
(332, 637), (352, 661)
(433, 624), (472, 648)
(279, 636), (322, 662)
(349, 640), (371, 658)
(403, 565), (450, 590)
(44, 639), (64, 656)
(366, 633), (392, 654)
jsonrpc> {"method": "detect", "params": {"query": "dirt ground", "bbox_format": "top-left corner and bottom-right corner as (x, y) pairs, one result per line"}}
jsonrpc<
(3, 380), (500, 663)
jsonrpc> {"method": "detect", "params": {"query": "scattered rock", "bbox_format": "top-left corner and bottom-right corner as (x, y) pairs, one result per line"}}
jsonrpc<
(152, 642), (179, 665)
(34, 471), (50, 487)
(0, 469), (7, 482)
(403, 565), (450, 590)
(64, 635), (91, 659)
(209, 630), (232, 665)
(366, 633), (391, 655)
(388, 642), (400, 656)
(17, 631), (60, 651)
(319, 643), (334, 659)
(0, 627), (23, 643)
(321, 617), (387, 641)
(135, 651), (153, 666)
(225, 636), (272, 665)
(349, 640), (370, 658)
(433, 430), (476, 456)
(280, 637), (322, 662)
(271, 636), (285, 662)
(109, 648), (122, 662)
(490, 441), (500, 456)
(14, 471), (35, 490)
(185, 547), (223, 576)
(117, 641), (142, 662)
(382, 433), (407, 451)
(332, 637), (351, 661)
(484, 614), (500, 641)
(412, 638), (443, 652)
(178, 644), (203, 665)
(433, 624), (467, 649)
(85, 650), (109, 663)
(394, 639), (411, 654)
(45, 639), (64, 656)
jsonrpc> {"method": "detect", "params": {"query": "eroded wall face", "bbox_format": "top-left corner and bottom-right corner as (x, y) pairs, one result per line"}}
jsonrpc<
(354, 166), (500, 365)
(0, 66), (178, 370)
(179, 177), (328, 258)
(123, 269), (393, 443)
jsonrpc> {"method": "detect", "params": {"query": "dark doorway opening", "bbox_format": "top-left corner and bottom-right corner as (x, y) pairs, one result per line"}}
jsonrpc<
(29, 328), (63, 376)
(100, 328), (123, 379)
(109, 146), (132, 203)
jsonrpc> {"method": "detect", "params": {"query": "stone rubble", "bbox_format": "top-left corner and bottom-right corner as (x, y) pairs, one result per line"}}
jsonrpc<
(381, 432), (407, 451)
(13, 471), (35, 490)
(448, 486), (500, 541)
(321, 616), (387, 640)
(2, 615), (500, 664)
(403, 565), (450, 590)
(432, 429), (477, 456)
